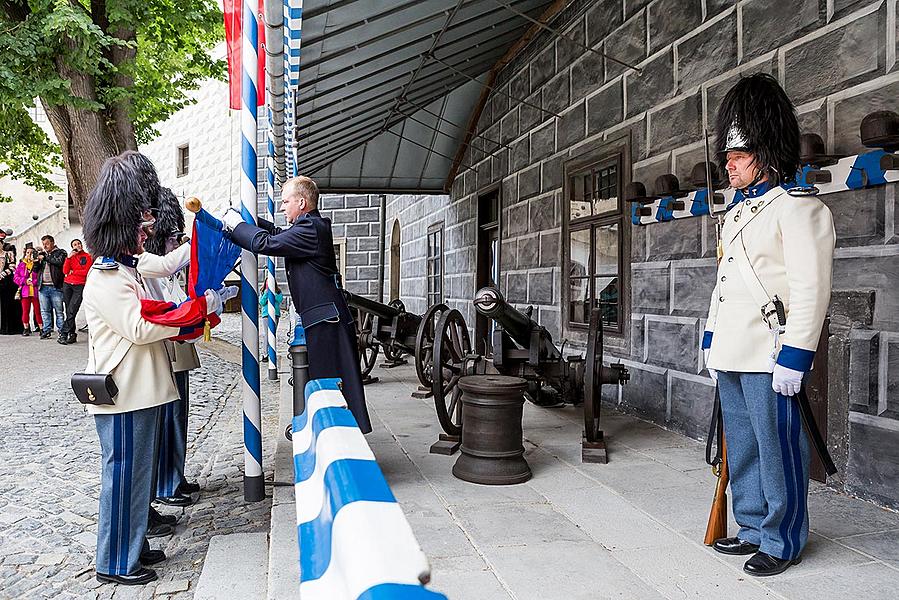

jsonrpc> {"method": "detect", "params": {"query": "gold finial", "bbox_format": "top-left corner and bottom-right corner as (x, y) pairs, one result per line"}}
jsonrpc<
(185, 197), (202, 213)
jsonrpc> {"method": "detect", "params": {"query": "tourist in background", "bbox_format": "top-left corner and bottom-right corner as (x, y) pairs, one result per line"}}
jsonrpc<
(59, 238), (91, 344)
(14, 247), (43, 336)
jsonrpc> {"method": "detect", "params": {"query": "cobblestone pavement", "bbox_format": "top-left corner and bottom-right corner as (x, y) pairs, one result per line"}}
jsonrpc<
(0, 314), (281, 599)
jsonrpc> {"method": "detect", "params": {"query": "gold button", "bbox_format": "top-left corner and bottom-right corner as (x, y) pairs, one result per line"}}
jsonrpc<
(751, 206), (758, 213)
(719, 296), (724, 302)
(734, 216), (740, 222)
(728, 257), (734, 262)
(721, 275), (726, 282)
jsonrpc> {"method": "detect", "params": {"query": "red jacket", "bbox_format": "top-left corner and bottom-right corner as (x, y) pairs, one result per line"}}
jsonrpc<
(63, 251), (92, 285)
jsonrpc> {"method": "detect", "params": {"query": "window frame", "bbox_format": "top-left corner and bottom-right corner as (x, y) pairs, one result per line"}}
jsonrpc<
(426, 221), (445, 307)
(562, 140), (629, 336)
(333, 237), (347, 283)
(176, 144), (190, 177)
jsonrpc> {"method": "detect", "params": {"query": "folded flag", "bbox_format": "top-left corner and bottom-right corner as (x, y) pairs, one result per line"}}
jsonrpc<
(188, 208), (242, 301)
(141, 297), (222, 342)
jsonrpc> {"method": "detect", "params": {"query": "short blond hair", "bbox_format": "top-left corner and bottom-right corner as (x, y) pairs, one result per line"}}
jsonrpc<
(285, 176), (319, 210)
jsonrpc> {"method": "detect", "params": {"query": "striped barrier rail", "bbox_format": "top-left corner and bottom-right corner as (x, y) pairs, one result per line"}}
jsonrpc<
(293, 379), (447, 600)
(631, 149), (899, 226)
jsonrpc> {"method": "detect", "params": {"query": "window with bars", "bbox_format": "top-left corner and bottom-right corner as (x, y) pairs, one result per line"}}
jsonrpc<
(427, 222), (444, 306)
(567, 156), (624, 332)
(177, 144), (190, 177)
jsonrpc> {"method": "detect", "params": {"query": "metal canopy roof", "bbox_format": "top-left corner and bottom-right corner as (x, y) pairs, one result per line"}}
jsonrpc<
(296, 0), (555, 193)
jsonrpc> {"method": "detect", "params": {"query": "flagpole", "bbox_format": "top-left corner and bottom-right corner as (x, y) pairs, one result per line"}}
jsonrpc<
(265, 104), (278, 381)
(241, 0), (264, 502)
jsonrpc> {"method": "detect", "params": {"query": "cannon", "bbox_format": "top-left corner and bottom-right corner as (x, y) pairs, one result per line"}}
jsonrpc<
(430, 286), (629, 463)
(343, 291), (448, 390)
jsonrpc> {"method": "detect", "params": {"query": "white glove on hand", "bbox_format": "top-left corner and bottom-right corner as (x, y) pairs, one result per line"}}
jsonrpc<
(704, 349), (717, 382)
(772, 364), (803, 396)
(204, 289), (223, 316)
(221, 208), (243, 231)
(218, 285), (239, 303)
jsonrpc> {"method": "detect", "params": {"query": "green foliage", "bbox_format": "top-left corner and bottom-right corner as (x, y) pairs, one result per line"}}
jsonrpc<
(0, 0), (225, 198)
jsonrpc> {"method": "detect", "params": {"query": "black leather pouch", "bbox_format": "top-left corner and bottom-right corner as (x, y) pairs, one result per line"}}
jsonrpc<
(71, 373), (118, 406)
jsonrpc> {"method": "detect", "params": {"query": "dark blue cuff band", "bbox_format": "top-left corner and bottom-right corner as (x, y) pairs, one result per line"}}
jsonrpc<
(701, 331), (713, 349)
(777, 345), (815, 371)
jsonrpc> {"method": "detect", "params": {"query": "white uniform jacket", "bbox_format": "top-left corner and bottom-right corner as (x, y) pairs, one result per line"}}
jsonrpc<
(703, 184), (836, 373)
(138, 244), (201, 373)
(82, 258), (180, 414)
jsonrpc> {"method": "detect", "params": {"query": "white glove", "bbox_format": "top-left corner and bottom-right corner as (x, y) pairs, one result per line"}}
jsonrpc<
(221, 208), (243, 231)
(704, 349), (717, 382)
(204, 289), (223, 316)
(218, 285), (239, 302)
(772, 364), (803, 396)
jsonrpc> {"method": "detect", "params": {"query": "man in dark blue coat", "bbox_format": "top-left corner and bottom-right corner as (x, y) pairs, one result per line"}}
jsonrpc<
(222, 176), (371, 433)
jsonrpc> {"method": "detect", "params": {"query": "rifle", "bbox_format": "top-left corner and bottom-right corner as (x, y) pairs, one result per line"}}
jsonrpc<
(703, 128), (729, 545)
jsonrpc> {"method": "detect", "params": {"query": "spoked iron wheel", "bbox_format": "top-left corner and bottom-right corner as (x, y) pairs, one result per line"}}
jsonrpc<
(381, 299), (409, 363)
(414, 303), (448, 388)
(355, 309), (379, 377)
(583, 308), (604, 444)
(431, 309), (471, 436)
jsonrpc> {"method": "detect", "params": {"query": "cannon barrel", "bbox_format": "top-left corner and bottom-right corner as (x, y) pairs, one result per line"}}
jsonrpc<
(343, 290), (401, 321)
(473, 286), (561, 361)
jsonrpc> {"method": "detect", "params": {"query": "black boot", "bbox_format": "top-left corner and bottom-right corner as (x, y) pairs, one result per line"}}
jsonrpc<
(149, 506), (178, 526)
(67, 332), (77, 343)
(96, 567), (158, 585)
(712, 537), (760, 556)
(743, 551), (801, 577)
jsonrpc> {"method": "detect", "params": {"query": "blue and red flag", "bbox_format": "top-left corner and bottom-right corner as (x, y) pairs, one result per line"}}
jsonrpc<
(224, 0), (266, 109)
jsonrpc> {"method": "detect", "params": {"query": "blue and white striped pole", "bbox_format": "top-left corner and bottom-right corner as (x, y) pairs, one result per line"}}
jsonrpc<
(241, 0), (264, 502)
(285, 0), (302, 176)
(265, 105), (278, 381)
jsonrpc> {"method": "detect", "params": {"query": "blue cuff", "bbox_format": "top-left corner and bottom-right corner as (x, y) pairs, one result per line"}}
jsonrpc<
(777, 345), (815, 371)
(701, 331), (713, 350)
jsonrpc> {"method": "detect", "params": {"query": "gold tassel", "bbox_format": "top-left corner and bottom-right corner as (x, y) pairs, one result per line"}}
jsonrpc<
(203, 319), (211, 342)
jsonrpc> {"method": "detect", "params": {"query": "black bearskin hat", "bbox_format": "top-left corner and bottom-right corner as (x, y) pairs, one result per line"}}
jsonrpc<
(83, 151), (153, 257)
(144, 187), (185, 255)
(715, 73), (800, 186)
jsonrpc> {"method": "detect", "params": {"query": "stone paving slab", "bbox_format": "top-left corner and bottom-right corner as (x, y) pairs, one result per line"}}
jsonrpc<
(360, 362), (899, 600)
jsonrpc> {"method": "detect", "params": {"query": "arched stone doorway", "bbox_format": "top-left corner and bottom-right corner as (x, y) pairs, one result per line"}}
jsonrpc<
(389, 219), (401, 300)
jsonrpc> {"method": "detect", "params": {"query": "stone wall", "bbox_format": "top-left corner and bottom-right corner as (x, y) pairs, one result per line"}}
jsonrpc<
(318, 194), (383, 297)
(416, 0), (899, 507)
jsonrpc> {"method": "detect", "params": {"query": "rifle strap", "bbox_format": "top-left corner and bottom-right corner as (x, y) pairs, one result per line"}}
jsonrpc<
(706, 386), (723, 467)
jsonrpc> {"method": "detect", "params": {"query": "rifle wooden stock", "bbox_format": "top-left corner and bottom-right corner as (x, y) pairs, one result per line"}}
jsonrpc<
(704, 436), (729, 545)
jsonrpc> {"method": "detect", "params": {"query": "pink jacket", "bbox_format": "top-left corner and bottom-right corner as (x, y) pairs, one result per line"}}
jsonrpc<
(14, 261), (41, 298)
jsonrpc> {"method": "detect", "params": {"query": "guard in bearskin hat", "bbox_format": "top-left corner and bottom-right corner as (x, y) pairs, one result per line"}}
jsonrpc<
(702, 73), (835, 576)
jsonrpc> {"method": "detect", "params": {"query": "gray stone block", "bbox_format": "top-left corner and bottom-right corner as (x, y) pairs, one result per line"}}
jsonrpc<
(625, 0), (651, 19)
(631, 219), (647, 262)
(345, 279), (367, 294)
(833, 254), (899, 330)
(538, 306), (561, 339)
(830, 289), (876, 329)
(558, 102), (587, 150)
(321, 195), (345, 210)
(502, 175), (519, 206)
(586, 80), (624, 137)
(541, 154), (565, 193)
(543, 71), (571, 115)
(619, 366), (668, 421)
(632, 266), (670, 314)
(630, 315), (645, 360)
(511, 137), (531, 172)
(632, 154), (672, 197)
(606, 12), (647, 80)
(331, 223), (346, 238)
(530, 120), (556, 162)
(519, 164), (541, 201)
(671, 264), (716, 317)
(520, 93), (543, 133)
(507, 272), (528, 303)
(675, 13), (737, 93)
(820, 188), (885, 248)
(357, 207), (379, 222)
(557, 21), (587, 70)
(345, 195), (369, 208)
(540, 231), (560, 267)
(586, 0), (624, 47)
(358, 237), (379, 251)
(346, 251), (369, 267)
(491, 85), (510, 117)
(832, 79), (899, 155)
(741, 0), (820, 62)
(358, 266), (378, 281)
(625, 49), (675, 117)
(797, 103), (828, 142)
(647, 217), (702, 261)
(783, 7), (884, 106)
(501, 110), (520, 145)
(345, 223), (368, 238)
(571, 50), (605, 103)
(707, 0), (736, 17)
(511, 68), (530, 102)
(463, 168), (476, 197)
(649, 92), (702, 155)
(846, 416), (899, 509)
(529, 194), (557, 232)
(492, 148), (509, 183)
(849, 330), (879, 415)
(528, 271), (554, 304)
(646, 318), (699, 371)
(518, 235), (540, 269)
(502, 239), (518, 270)
(506, 202), (530, 236)
(345, 237), (358, 252)
(477, 158), (493, 190)
(649, 0), (702, 54)
(531, 43), (557, 91)
(669, 376), (715, 439)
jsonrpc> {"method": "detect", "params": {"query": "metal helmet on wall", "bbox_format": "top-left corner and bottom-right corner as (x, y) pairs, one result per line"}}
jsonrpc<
(715, 73), (801, 186)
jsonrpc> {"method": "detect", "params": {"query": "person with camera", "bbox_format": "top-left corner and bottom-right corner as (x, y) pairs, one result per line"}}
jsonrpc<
(14, 246), (44, 335)
(59, 238), (92, 344)
(34, 234), (67, 340)
(81, 151), (227, 586)
(0, 230), (23, 335)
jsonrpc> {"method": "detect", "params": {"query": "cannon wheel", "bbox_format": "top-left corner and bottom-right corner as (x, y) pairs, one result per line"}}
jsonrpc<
(414, 303), (449, 387)
(431, 309), (471, 436)
(356, 309), (379, 377)
(583, 308), (604, 444)
(381, 299), (408, 362)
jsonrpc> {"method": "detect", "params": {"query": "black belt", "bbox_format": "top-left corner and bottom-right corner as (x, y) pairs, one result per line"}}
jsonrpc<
(796, 387), (837, 476)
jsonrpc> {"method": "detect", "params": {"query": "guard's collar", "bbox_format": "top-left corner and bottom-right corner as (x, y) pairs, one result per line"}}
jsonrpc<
(741, 180), (771, 198)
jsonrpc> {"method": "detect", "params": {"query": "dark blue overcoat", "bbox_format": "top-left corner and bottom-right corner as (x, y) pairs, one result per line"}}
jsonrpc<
(228, 210), (371, 433)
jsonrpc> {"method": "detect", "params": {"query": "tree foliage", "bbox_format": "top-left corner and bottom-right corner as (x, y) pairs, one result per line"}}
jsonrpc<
(0, 0), (225, 208)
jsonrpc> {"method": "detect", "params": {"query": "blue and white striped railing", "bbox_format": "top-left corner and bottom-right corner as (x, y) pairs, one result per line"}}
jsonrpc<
(632, 149), (899, 226)
(293, 379), (447, 600)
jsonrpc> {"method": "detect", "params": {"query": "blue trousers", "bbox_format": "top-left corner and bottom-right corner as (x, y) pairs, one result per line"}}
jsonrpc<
(156, 372), (189, 497)
(39, 286), (64, 334)
(718, 372), (810, 560)
(95, 406), (160, 575)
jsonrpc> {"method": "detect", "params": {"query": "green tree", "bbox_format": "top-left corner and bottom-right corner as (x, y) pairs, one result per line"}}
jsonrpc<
(0, 0), (225, 213)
